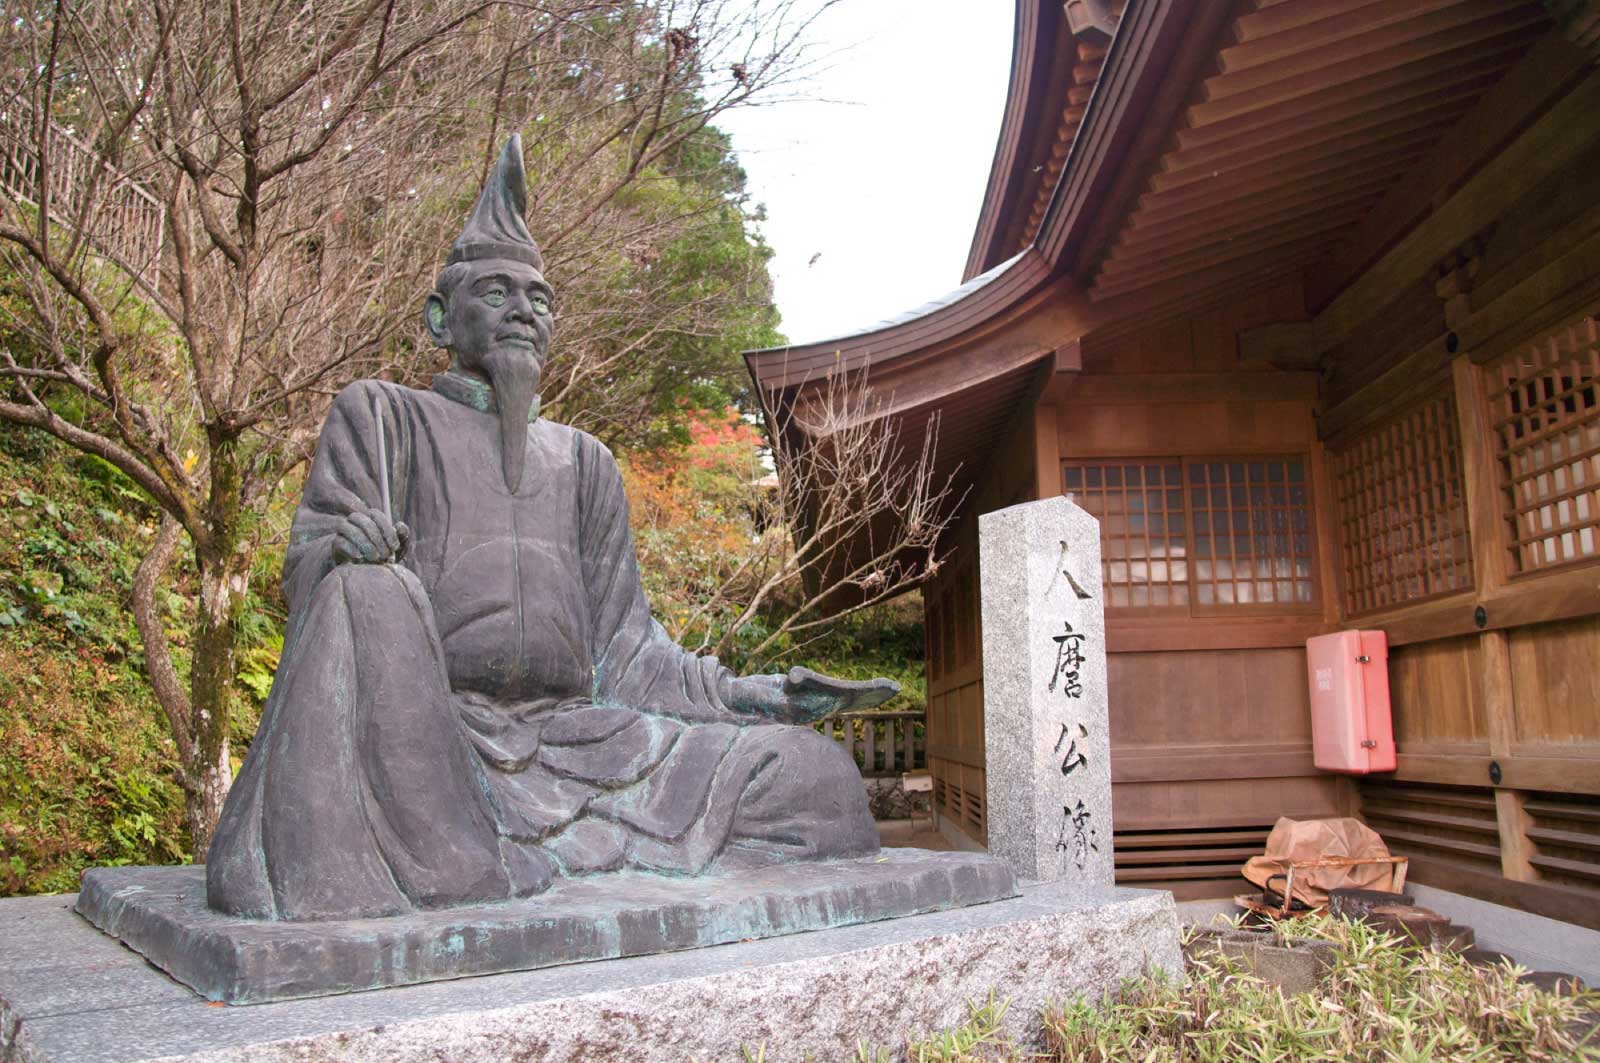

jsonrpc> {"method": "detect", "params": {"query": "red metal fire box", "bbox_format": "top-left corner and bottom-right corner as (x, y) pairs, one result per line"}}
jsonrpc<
(1306, 630), (1396, 774)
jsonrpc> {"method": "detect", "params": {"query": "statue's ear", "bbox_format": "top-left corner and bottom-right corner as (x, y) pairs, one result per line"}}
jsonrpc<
(423, 293), (451, 347)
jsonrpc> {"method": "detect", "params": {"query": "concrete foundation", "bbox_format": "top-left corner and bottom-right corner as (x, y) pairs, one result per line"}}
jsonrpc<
(2, 881), (1180, 1063)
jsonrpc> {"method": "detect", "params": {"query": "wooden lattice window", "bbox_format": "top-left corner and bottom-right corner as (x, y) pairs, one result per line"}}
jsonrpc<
(1062, 457), (1317, 615)
(1330, 394), (1473, 616)
(1487, 313), (1600, 575)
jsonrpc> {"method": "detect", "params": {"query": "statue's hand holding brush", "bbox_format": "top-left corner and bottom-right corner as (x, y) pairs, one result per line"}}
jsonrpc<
(332, 507), (411, 565)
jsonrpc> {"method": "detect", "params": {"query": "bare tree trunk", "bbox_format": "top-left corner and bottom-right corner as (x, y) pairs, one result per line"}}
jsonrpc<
(184, 741), (233, 859)
(182, 551), (249, 859)
(182, 431), (254, 859)
(130, 509), (241, 858)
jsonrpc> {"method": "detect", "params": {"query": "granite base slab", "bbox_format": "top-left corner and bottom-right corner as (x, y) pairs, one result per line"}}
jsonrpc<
(3, 879), (1180, 1063)
(73, 849), (1016, 1004)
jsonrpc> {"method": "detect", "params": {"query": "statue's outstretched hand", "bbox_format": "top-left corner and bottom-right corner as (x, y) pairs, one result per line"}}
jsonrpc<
(728, 666), (900, 725)
(332, 507), (411, 565)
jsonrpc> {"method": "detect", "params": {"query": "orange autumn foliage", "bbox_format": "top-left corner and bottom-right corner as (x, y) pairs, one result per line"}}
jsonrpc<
(619, 407), (777, 657)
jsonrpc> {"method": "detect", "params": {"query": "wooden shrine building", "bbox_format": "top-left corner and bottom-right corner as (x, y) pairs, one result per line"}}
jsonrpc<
(748, 0), (1600, 925)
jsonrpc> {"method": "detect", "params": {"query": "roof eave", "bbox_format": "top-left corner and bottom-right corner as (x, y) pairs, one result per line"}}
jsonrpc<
(743, 248), (1051, 393)
(743, 0), (1216, 397)
(962, 0), (1058, 281)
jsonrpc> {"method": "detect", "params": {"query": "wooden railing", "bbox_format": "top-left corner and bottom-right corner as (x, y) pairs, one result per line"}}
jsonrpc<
(0, 110), (164, 289)
(817, 711), (926, 777)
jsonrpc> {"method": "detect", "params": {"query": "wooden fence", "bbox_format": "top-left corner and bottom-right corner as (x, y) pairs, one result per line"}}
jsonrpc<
(816, 711), (925, 777)
(0, 110), (164, 289)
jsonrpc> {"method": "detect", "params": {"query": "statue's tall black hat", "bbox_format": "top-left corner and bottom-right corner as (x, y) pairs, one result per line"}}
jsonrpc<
(448, 134), (543, 272)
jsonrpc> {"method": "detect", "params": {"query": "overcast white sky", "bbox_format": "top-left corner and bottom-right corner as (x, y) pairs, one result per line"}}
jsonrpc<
(716, 3), (1016, 347)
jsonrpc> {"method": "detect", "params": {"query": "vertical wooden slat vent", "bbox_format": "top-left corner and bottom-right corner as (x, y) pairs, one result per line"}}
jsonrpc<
(1487, 312), (1600, 575)
(1330, 393), (1473, 615)
(1522, 791), (1600, 892)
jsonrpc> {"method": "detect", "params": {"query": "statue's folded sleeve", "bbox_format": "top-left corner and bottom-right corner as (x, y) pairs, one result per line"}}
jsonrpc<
(574, 431), (743, 724)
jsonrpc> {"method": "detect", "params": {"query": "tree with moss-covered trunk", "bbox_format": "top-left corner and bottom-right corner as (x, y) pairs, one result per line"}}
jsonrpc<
(0, 0), (819, 855)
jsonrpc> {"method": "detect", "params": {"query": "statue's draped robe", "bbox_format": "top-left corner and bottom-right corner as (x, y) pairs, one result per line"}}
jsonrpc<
(207, 380), (875, 921)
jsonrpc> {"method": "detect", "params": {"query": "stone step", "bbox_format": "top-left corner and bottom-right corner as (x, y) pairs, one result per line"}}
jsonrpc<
(1330, 896), (1592, 998)
(1327, 886), (1415, 920)
(1519, 970), (1590, 994)
(1183, 926), (1335, 996)
(1462, 945), (1514, 968)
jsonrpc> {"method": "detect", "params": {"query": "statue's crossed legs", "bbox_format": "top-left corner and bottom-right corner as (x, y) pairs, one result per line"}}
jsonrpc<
(208, 564), (878, 921)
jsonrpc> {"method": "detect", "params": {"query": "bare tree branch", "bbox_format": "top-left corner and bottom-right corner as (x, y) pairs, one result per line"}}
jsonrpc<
(130, 514), (197, 790)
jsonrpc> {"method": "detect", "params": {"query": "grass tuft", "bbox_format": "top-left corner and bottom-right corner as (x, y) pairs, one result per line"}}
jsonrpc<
(1043, 914), (1599, 1062)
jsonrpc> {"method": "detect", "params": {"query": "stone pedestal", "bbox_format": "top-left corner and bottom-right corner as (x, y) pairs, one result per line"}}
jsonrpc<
(75, 851), (1016, 1004)
(1, 881), (1180, 1063)
(979, 496), (1114, 885)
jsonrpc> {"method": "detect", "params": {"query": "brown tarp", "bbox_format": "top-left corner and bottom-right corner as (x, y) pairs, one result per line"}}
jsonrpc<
(1241, 816), (1395, 907)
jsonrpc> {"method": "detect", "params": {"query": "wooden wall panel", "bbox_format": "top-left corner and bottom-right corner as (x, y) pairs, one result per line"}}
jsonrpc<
(923, 407), (1037, 845)
(1387, 636), (1488, 750)
(1106, 645), (1343, 894)
(1113, 777), (1346, 833)
(1107, 648), (1313, 751)
(1080, 279), (1306, 375)
(1044, 293), (1344, 893)
(1319, 78), (1600, 926)
(1508, 615), (1600, 748)
(1060, 399), (1316, 455)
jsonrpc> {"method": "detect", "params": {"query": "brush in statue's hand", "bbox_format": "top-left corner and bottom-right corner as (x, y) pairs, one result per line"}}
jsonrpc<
(331, 394), (411, 566)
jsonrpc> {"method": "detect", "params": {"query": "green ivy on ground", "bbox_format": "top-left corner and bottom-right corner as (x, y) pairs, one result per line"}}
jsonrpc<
(0, 423), (192, 892)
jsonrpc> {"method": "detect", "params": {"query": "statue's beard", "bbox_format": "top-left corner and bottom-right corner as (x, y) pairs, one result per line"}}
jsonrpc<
(478, 346), (542, 493)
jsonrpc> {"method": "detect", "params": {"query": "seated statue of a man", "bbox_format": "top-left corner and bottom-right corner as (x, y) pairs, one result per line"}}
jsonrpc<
(207, 137), (893, 921)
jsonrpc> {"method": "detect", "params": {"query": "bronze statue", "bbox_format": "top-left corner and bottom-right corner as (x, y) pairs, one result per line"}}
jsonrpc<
(207, 136), (897, 921)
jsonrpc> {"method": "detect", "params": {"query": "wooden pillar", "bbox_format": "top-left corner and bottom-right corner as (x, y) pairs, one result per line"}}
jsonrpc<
(1450, 351), (1539, 882)
(1450, 353), (1505, 594)
(1033, 401), (1061, 501)
(1483, 628), (1539, 881)
(1308, 440), (1342, 627)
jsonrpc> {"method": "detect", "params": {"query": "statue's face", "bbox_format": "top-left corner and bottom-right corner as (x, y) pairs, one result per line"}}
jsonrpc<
(427, 259), (553, 373)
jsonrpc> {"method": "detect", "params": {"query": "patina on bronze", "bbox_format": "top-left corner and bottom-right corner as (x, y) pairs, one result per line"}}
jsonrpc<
(201, 136), (901, 922)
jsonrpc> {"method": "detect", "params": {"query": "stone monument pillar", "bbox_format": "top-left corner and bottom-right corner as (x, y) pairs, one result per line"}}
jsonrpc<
(979, 495), (1114, 885)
